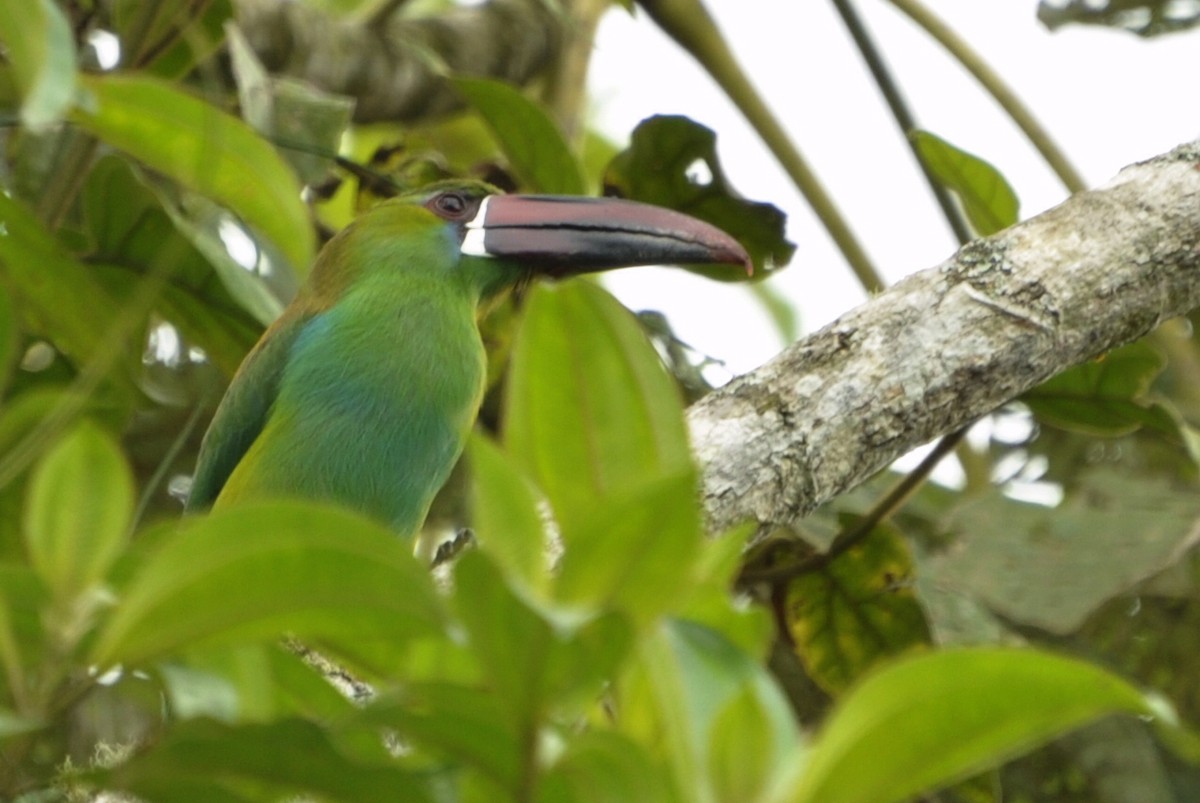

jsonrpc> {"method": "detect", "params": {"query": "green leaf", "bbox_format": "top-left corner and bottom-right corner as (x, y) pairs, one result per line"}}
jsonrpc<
(925, 467), (1200, 635)
(24, 421), (133, 600)
(0, 192), (131, 372)
(605, 115), (793, 279)
(155, 189), (289, 327)
(72, 73), (315, 276)
(0, 707), (41, 739)
(163, 643), (359, 725)
(504, 281), (691, 538)
(787, 648), (1163, 803)
(228, 24), (354, 184)
(454, 77), (585, 194)
(363, 683), (523, 790)
(467, 433), (549, 594)
(116, 0), (233, 79)
(0, 0), (76, 130)
(622, 619), (797, 803)
(102, 717), (436, 803)
(709, 686), (776, 803)
(539, 730), (673, 803)
(91, 503), (443, 670)
(0, 565), (48, 683)
(82, 155), (264, 372)
(911, 130), (1019, 237)
(453, 550), (633, 725)
(554, 471), (702, 624)
(786, 520), (931, 693)
(1023, 340), (1175, 437)
(0, 279), (16, 397)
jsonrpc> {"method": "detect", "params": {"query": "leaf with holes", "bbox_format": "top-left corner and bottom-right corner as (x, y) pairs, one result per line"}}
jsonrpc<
(605, 115), (793, 279)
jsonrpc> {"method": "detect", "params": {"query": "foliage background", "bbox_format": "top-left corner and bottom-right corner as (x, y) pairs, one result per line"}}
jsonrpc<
(0, 1), (1198, 801)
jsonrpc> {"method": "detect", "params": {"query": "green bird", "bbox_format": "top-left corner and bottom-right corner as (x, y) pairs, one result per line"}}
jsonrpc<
(185, 180), (750, 537)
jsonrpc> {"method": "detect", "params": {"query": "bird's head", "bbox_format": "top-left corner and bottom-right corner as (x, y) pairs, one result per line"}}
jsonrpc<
(309, 180), (751, 303)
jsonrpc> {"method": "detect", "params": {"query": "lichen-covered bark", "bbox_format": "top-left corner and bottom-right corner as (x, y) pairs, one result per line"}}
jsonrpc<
(690, 140), (1200, 535)
(233, 0), (562, 123)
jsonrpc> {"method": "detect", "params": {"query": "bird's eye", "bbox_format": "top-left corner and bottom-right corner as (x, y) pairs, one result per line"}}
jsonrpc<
(430, 192), (468, 219)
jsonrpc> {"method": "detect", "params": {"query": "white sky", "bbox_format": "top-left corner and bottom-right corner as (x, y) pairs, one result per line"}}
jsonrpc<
(589, 1), (1200, 377)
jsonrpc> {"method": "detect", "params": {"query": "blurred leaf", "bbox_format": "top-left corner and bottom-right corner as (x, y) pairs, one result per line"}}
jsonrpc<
(622, 619), (798, 803)
(467, 433), (548, 594)
(0, 0), (75, 130)
(228, 24), (354, 184)
(363, 683), (523, 790)
(0, 283), (16, 397)
(1024, 340), (1176, 437)
(72, 73), (315, 277)
(787, 520), (931, 693)
(453, 550), (633, 726)
(79, 155), (269, 370)
(539, 730), (673, 803)
(554, 470), (702, 624)
(786, 648), (1165, 803)
(454, 77), (585, 194)
(709, 686), (775, 803)
(925, 468), (1200, 634)
(912, 130), (1019, 236)
(24, 421), (133, 601)
(505, 281), (691, 538)
(120, 0), (234, 78)
(155, 189), (289, 326)
(748, 281), (799, 344)
(91, 503), (443, 670)
(604, 115), (793, 279)
(0, 708), (41, 739)
(0, 566), (46, 695)
(102, 717), (436, 802)
(1037, 0), (1200, 36)
(0, 192), (131, 372)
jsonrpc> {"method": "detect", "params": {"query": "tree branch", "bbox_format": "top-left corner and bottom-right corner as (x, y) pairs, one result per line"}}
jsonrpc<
(233, 0), (562, 123)
(690, 139), (1200, 535)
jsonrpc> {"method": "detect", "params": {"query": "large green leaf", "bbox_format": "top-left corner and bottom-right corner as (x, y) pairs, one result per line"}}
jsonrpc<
(24, 421), (133, 602)
(786, 519), (931, 693)
(362, 683), (524, 790)
(554, 470), (702, 624)
(467, 433), (549, 594)
(91, 503), (443, 670)
(622, 619), (798, 803)
(605, 115), (793, 279)
(0, 0), (76, 130)
(911, 131), (1019, 237)
(538, 730), (674, 803)
(72, 73), (315, 276)
(786, 648), (1165, 803)
(454, 77), (585, 194)
(453, 550), (633, 727)
(925, 467), (1200, 634)
(504, 281), (691, 538)
(1023, 340), (1176, 437)
(101, 717), (435, 802)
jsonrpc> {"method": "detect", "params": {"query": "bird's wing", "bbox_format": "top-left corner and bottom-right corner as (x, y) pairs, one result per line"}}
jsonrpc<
(185, 311), (309, 512)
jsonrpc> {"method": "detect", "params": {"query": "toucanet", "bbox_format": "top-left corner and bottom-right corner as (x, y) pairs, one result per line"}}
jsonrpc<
(185, 181), (750, 537)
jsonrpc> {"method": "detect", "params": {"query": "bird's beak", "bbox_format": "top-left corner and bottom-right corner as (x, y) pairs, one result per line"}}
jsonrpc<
(462, 195), (753, 276)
